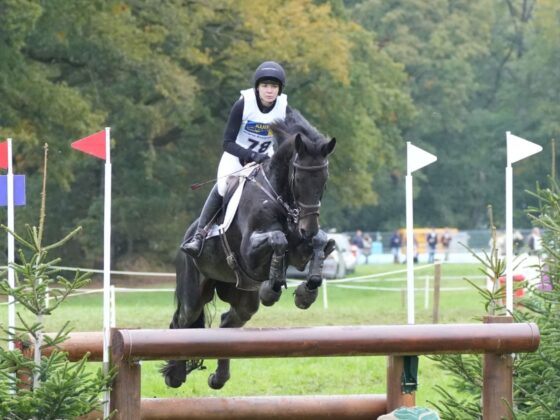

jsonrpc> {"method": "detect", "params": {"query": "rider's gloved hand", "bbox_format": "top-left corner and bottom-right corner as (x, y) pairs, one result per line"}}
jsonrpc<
(250, 151), (270, 164)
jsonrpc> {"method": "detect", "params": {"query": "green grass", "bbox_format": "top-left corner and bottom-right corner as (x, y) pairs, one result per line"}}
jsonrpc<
(1, 262), (487, 407)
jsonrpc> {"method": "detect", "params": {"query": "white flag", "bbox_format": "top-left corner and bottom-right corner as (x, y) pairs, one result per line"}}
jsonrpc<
(407, 142), (437, 174)
(507, 132), (542, 165)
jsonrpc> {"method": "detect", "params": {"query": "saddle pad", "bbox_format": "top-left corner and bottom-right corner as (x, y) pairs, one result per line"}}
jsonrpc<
(206, 165), (254, 239)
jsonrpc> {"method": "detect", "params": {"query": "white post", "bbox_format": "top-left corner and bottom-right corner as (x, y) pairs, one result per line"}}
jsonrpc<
(505, 165), (513, 313)
(406, 173), (415, 325)
(7, 138), (15, 351)
(102, 127), (112, 418)
(111, 285), (116, 327)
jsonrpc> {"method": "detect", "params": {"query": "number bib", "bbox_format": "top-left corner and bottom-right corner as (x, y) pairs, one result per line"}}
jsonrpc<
(235, 88), (287, 156)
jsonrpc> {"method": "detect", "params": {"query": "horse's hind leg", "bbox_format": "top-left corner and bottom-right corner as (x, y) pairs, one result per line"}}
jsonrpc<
(208, 285), (260, 390)
(295, 230), (334, 309)
(162, 252), (215, 388)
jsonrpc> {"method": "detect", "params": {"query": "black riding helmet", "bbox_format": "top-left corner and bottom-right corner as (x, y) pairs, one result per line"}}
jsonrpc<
(253, 61), (286, 95)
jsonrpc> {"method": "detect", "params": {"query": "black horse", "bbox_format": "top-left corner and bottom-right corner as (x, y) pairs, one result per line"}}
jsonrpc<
(162, 110), (336, 389)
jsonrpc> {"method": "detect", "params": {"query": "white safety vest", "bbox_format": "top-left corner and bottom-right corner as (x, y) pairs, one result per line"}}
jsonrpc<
(234, 88), (287, 156)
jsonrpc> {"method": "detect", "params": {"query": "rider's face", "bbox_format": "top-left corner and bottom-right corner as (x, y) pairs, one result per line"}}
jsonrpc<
(257, 82), (280, 106)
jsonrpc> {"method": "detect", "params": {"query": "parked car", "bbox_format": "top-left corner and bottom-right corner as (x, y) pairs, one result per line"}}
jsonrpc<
(286, 233), (357, 279)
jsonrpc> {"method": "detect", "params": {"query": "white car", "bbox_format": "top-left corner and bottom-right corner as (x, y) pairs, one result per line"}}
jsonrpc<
(286, 233), (357, 279)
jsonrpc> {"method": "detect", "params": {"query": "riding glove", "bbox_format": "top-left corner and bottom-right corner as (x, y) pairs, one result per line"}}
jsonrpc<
(250, 151), (270, 164)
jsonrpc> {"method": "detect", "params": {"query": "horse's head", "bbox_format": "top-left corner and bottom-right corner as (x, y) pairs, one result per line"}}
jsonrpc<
(291, 133), (336, 239)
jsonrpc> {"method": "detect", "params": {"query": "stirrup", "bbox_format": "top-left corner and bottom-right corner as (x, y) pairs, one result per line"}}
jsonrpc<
(181, 232), (205, 257)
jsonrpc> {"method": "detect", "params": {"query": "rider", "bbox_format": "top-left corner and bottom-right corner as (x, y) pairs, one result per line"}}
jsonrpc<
(181, 61), (293, 256)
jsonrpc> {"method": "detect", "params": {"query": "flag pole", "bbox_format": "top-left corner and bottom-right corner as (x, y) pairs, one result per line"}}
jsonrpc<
(505, 163), (513, 313)
(505, 131), (542, 314)
(405, 171), (414, 324)
(406, 142), (437, 325)
(7, 138), (15, 351)
(102, 127), (112, 417)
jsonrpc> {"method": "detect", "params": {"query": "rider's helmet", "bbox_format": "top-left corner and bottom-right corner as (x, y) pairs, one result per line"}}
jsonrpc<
(253, 61), (286, 95)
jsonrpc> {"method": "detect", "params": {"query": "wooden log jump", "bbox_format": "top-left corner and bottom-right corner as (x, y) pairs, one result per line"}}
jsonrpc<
(35, 319), (539, 419)
(111, 323), (539, 361)
(106, 320), (538, 419)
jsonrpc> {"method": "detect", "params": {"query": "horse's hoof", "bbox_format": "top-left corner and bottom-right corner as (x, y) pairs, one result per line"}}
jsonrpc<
(165, 374), (185, 388)
(294, 283), (318, 309)
(208, 373), (229, 390)
(259, 281), (282, 306)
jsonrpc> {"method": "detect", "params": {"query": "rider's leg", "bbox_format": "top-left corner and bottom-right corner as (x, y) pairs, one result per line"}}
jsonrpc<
(181, 184), (223, 256)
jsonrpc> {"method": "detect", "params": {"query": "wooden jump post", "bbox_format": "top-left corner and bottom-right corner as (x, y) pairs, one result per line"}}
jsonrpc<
(100, 320), (538, 419)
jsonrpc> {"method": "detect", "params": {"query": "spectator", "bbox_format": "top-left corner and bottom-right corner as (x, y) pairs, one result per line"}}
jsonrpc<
(351, 229), (364, 251)
(528, 227), (542, 255)
(441, 228), (452, 261)
(362, 233), (372, 264)
(513, 230), (524, 255)
(426, 228), (437, 263)
(413, 235), (419, 263)
(389, 230), (402, 264)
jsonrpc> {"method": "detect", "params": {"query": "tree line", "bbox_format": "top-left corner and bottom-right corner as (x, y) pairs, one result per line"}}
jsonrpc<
(0, 0), (557, 268)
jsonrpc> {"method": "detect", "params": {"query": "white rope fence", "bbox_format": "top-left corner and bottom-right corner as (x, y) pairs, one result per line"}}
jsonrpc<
(1, 262), (483, 316)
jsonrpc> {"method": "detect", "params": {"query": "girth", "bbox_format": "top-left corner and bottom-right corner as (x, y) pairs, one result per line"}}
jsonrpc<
(218, 227), (261, 291)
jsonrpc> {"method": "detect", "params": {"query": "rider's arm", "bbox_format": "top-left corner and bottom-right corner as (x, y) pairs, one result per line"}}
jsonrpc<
(222, 98), (253, 161)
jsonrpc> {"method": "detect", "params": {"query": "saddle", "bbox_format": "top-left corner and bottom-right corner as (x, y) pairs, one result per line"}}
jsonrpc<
(205, 165), (254, 239)
(204, 165), (262, 292)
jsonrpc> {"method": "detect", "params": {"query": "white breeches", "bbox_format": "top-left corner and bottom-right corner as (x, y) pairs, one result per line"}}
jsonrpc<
(216, 152), (244, 196)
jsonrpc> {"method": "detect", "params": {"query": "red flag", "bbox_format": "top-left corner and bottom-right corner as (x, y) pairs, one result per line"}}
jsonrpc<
(0, 141), (8, 169)
(71, 130), (106, 160)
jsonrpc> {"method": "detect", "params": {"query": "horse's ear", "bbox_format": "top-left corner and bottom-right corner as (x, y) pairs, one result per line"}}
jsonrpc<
(295, 134), (307, 155)
(321, 137), (336, 156)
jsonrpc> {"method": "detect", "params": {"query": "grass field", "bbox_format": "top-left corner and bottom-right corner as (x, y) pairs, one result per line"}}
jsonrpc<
(1, 262), (488, 408)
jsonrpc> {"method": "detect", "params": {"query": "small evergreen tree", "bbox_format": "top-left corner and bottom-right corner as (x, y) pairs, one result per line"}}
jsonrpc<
(0, 145), (112, 419)
(430, 184), (560, 419)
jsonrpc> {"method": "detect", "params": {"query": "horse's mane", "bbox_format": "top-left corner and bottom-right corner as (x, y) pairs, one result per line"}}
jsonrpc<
(268, 109), (327, 170)
(271, 109), (325, 146)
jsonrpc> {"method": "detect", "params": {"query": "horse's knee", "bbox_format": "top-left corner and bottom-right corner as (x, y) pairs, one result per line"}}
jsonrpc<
(269, 231), (288, 252)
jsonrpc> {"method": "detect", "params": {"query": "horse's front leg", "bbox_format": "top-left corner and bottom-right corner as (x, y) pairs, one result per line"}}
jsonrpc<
(245, 230), (288, 306)
(294, 230), (334, 309)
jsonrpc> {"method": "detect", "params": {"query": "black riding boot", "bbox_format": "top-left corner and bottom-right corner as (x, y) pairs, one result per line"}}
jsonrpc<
(181, 185), (223, 257)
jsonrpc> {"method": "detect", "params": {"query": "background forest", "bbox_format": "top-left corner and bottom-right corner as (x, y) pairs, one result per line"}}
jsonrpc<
(0, 0), (558, 269)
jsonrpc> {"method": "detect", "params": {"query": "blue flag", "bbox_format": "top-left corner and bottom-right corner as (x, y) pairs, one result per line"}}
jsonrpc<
(0, 175), (26, 206)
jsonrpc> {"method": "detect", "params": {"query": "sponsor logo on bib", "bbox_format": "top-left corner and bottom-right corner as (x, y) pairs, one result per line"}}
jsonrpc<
(245, 121), (271, 137)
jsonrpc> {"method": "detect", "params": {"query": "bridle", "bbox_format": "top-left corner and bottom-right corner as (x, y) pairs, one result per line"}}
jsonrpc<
(247, 153), (328, 225)
(290, 154), (328, 222)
